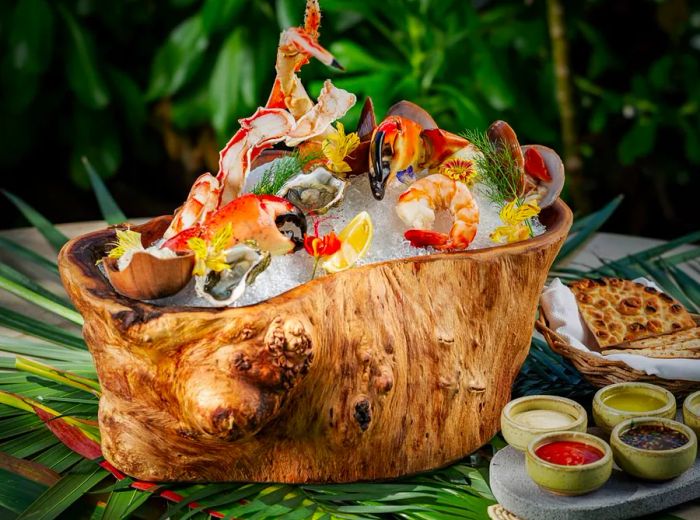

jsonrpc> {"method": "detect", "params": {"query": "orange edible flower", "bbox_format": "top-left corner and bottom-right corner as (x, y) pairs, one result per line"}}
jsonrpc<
(440, 159), (476, 185)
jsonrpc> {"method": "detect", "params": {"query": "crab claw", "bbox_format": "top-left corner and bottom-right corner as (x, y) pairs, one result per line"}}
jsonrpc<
(260, 195), (307, 252)
(404, 229), (450, 249)
(369, 116), (422, 200)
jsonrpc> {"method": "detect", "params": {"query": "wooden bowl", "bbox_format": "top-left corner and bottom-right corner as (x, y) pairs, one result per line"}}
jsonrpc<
(103, 252), (194, 300)
(58, 201), (572, 483)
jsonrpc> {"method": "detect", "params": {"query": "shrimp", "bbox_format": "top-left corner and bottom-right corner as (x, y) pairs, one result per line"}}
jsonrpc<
(395, 173), (479, 251)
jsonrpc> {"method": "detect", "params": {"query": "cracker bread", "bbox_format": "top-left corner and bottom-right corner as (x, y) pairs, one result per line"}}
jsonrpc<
(601, 327), (700, 358)
(613, 326), (700, 350)
(569, 278), (695, 348)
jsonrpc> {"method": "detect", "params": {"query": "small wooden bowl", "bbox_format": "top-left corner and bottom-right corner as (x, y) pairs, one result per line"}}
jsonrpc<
(683, 391), (700, 438)
(611, 417), (697, 481)
(526, 431), (613, 496)
(592, 382), (676, 434)
(501, 395), (587, 451)
(104, 251), (194, 300)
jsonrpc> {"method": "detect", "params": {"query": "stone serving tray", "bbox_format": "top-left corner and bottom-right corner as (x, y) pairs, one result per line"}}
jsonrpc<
(490, 442), (700, 520)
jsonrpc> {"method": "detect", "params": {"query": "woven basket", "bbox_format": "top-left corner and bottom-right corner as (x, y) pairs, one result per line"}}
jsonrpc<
(535, 312), (700, 396)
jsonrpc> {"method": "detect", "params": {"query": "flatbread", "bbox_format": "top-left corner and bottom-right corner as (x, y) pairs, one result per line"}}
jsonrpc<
(601, 327), (700, 359)
(612, 326), (700, 350)
(569, 278), (695, 348)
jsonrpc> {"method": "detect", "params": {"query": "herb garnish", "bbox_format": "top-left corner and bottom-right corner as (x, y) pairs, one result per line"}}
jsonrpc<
(462, 128), (522, 206)
(252, 149), (323, 195)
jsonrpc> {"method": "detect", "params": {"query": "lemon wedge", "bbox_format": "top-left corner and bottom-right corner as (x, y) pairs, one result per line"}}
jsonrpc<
(322, 211), (373, 273)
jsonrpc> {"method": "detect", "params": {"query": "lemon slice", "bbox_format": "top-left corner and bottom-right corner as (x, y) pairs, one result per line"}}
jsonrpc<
(322, 211), (373, 273)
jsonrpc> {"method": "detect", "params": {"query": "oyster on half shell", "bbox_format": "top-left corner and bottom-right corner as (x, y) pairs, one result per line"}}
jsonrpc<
(277, 167), (346, 215)
(194, 244), (271, 306)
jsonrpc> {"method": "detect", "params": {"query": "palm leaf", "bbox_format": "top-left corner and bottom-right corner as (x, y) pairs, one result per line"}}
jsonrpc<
(553, 195), (623, 267)
(0, 237), (59, 276)
(0, 306), (86, 350)
(16, 460), (109, 520)
(2, 191), (69, 253)
(82, 157), (127, 225)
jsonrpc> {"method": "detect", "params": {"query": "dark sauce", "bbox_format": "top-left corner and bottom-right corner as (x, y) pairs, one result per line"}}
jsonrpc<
(620, 424), (689, 450)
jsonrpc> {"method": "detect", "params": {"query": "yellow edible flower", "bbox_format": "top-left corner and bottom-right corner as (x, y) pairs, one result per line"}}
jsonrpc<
(187, 223), (233, 276)
(107, 229), (143, 259)
(490, 199), (541, 244)
(440, 159), (476, 186)
(322, 122), (360, 174)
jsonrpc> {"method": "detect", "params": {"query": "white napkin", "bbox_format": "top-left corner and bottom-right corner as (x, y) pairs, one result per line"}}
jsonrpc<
(540, 278), (700, 382)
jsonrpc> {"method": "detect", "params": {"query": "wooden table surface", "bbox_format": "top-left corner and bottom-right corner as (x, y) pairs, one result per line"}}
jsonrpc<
(0, 221), (698, 518)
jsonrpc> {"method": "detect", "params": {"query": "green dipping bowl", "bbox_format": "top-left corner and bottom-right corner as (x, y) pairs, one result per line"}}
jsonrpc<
(611, 417), (697, 481)
(526, 431), (613, 496)
(683, 391), (700, 438)
(501, 395), (587, 452)
(592, 382), (676, 433)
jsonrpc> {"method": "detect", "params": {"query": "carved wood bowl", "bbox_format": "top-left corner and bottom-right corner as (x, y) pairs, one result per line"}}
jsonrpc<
(58, 200), (572, 483)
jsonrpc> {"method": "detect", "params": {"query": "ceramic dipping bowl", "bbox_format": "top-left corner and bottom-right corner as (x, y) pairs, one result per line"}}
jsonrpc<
(611, 417), (697, 481)
(683, 391), (700, 438)
(501, 395), (587, 451)
(526, 431), (613, 496)
(593, 382), (676, 434)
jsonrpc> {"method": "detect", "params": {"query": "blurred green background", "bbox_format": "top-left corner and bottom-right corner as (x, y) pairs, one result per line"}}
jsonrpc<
(1, 0), (698, 238)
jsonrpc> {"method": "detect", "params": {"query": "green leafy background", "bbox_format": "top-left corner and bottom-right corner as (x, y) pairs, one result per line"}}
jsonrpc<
(0, 0), (698, 238)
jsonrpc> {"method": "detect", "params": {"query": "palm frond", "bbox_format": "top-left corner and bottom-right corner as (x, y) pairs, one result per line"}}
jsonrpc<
(82, 157), (127, 225)
(2, 191), (69, 253)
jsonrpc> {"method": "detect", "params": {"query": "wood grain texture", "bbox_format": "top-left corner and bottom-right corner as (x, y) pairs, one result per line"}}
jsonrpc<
(58, 201), (572, 483)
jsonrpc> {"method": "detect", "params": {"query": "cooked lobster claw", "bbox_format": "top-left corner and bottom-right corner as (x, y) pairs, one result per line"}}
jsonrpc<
(164, 194), (307, 256)
(369, 116), (423, 200)
(368, 101), (471, 200)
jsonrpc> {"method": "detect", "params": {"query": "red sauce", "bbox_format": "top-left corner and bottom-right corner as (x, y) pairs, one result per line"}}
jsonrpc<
(535, 441), (604, 466)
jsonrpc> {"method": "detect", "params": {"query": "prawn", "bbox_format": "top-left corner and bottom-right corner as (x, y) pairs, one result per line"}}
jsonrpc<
(395, 173), (479, 251)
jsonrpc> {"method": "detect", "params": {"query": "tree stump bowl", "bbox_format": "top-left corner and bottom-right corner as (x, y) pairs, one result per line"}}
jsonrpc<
(58, 200), (572, 483)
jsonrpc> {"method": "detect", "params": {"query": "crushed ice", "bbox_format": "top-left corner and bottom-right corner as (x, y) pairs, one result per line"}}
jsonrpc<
(148, 163), (546, 308)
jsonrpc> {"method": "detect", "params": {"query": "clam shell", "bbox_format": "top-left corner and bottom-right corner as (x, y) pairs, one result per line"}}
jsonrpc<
(277, 167), (346, 215)
(104, 251), (194, 300)
(194, 244), (271, 306)
(521, 144), (565, 208)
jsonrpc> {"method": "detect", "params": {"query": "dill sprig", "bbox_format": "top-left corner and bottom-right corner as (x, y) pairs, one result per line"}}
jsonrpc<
(252, 149), (324, 195)
(462, 128), (522, 206)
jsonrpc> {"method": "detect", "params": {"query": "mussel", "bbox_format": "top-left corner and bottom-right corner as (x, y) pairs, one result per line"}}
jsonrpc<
(277, 167), (346, 215)
(194, 244), (271, 306)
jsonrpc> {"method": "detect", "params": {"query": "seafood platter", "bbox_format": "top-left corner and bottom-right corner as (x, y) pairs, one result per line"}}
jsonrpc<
(59, 0), (573, 482)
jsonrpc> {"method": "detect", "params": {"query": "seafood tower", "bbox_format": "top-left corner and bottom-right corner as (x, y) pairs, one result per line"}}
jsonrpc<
(59, 0), (572, 483)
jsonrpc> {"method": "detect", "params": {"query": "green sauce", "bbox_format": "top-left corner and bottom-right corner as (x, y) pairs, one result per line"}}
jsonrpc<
(603, 391), (666, 412)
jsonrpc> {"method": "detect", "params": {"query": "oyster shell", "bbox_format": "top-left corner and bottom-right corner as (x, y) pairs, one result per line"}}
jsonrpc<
(277, 167), (346, 215)
(194, 244), (271, 306)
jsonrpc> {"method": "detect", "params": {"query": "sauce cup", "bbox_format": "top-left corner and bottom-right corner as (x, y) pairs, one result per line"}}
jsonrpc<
(501, 395), (587, 451)
(683, 390), (700, 438)
(526, 431), (613, 496)
(611, 417), (697, 481)
(592, 382), (676, 433)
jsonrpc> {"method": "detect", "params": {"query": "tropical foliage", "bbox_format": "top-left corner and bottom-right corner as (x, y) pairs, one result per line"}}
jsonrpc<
(0, 166), (697, 518)
(1, 0), (698, 238)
